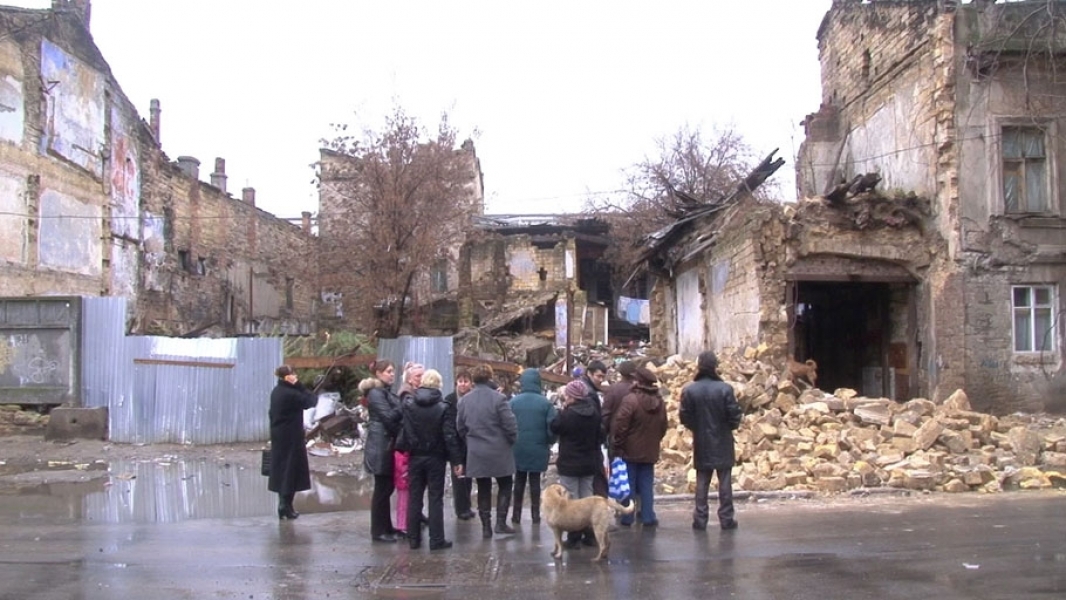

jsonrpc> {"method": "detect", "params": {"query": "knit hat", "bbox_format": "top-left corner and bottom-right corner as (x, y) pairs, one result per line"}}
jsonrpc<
(564, 379), (588, 399)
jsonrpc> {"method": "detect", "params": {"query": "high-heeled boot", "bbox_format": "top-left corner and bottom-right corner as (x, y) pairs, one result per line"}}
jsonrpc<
(278, 493), (299, 520)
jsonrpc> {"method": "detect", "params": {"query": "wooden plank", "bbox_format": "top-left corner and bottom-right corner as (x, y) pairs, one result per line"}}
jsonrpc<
(285, 354), (378, 369)
(133, 358), (234, 369)
(454, 355), (522, 376)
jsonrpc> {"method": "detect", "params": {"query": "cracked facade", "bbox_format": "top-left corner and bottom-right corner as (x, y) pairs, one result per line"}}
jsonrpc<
(650, 0), (1066, 414)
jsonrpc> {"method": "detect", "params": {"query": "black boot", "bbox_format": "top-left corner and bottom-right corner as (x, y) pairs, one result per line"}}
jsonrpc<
(277, 493), (299, 520)
(479, 511), (493, 539)
(495, 490), (516, 534)
(511, 475), (525, 524)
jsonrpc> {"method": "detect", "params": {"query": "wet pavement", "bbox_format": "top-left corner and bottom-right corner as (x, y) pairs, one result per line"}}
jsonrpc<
(0, 460), (1064, 599)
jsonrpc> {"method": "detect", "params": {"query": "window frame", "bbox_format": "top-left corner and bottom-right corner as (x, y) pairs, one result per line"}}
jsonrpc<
(990, 118), (1059, 216)
(1011, 284), (1057, 354)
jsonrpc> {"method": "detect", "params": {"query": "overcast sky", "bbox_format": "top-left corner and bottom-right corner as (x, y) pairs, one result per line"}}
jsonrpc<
(18, 0), (833, 219)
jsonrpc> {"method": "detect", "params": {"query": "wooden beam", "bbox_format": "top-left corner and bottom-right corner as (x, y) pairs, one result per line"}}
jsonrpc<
(133, 358), (235, 369)
(285, 354), (378, 369)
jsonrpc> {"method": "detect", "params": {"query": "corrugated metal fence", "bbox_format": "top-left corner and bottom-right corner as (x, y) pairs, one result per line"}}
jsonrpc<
(378, 335), (455, 393)
(81, 298), (280, 444)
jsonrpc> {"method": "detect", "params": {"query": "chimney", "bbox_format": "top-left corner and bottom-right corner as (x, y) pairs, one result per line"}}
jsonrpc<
(210, 157), (227, 193)
(52, 1), (91, 28)
(242, 187), (256, 206)
(149, 99), (161, 142)
(176, 156), (200, 180)
(301, 211), (312, 233)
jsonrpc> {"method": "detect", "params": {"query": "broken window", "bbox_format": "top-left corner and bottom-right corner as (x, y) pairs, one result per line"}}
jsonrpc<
(1012, 285), (1055, 353)
(1002, 126), (1048, 213)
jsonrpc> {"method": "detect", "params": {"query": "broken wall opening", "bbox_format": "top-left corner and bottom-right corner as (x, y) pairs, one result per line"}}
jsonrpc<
(788, 279), (915, 400)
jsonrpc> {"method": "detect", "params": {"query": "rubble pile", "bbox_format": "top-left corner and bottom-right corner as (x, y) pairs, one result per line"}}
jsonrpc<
(0, 405), (49, 433)
(648, 350), (1066, 495)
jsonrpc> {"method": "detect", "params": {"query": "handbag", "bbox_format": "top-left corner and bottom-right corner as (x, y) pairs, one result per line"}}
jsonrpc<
(260, 449), (271, 476)
(608, 457), (631, 501)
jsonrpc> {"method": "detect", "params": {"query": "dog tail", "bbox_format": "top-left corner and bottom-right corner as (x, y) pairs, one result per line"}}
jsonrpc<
(805, 359), (817, 368)
(608, 498), (636, 514)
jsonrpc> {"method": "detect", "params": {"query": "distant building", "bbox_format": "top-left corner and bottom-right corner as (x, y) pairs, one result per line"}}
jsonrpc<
(0, 0), (317, 336)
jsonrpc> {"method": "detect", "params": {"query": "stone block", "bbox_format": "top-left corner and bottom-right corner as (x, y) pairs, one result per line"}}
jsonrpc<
(942, 478), (969, 493)
(912, 418), (943, 450)
(1007, 426), (1042, 466)
(45, 407), (108, 441)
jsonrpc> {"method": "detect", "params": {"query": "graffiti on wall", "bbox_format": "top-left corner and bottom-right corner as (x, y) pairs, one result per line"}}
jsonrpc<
(109, 105), (140, 239)
(39, 39), (106, 176)
(39, 189), (101, 274)
(0, 331), (67, 388)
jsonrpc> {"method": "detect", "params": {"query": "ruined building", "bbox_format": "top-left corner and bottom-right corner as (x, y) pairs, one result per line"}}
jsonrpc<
(0, 1), (317, 336)
(645, 0), (1066, 414)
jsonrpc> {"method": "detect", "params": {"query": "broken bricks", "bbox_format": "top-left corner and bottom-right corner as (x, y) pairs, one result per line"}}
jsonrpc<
(649, 351), (1066, 496)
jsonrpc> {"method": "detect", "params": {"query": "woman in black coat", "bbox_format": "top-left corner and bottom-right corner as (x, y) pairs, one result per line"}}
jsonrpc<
(268, 365), (317, 520)
(363, 359), (403, 542)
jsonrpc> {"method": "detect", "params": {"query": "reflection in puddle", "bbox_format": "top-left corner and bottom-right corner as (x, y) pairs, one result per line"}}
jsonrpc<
(1, 460), (374, 524)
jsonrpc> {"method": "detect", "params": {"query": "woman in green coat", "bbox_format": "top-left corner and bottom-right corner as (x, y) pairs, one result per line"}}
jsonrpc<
(509, 368), (557, 524)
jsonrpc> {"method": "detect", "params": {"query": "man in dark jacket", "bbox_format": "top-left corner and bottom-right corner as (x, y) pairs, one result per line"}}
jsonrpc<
(396, 369), (464, 551)
(443, 369), (475, 520)
(601, 360), (637, 447)
(579, 360), (609, 497)
(680, 351), (743, 531)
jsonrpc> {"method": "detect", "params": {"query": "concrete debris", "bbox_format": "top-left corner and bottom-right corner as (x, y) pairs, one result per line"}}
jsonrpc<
(649, 351), (1066, 495)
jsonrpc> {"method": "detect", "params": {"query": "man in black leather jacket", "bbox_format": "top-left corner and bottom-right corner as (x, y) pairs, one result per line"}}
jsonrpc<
(679, 351), (743, 531)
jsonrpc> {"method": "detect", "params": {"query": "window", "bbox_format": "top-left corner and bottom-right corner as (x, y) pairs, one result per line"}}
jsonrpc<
(285, 277), (294, 310)
(1002, 126), (1049, 213)
(1012, 285), (1056, 352)
(430, 259), (448, 293)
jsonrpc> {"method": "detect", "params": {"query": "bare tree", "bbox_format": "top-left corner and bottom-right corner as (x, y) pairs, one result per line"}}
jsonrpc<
(317, 105), (482, 338)
(588, 124), (770, 293)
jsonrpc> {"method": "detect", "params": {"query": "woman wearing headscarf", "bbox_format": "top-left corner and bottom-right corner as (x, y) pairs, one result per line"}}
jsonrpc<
(364, 360), (403, 542)
(268, 365), (317, 520)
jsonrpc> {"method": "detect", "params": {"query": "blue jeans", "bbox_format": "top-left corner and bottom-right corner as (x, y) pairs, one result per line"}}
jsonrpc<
(620, 461), (656, 525)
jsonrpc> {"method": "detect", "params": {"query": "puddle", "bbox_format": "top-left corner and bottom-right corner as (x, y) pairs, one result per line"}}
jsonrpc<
(0, 460), (374, 524)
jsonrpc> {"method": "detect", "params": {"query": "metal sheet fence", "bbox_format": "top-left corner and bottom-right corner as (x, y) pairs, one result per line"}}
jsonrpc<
(81, 298), (280, 444)
(377, 336), (455, 393)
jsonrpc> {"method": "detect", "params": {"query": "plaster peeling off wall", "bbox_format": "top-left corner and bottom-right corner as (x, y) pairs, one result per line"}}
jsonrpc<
(0, 171), (27, 263)
(39, 189), (101, 275)
(676, 268), (704, 358)
(0, 75), (24, 143)
(508, 247), (537, 278)
(141, 213), (166, 291)
(843, 78), (936, 197)
(109, 105), (140, 239)
(110, 238), (137, 297)
(39, 39), (105, 177)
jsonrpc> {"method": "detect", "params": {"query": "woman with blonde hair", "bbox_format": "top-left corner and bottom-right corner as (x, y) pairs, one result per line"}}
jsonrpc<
(395, 368), (463, 550)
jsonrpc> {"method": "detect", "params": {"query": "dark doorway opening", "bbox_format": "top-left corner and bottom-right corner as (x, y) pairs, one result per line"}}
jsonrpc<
(790, 281), (914, 399)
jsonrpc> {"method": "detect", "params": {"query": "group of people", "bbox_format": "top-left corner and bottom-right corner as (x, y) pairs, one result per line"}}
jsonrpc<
(266, 349), (744, 551)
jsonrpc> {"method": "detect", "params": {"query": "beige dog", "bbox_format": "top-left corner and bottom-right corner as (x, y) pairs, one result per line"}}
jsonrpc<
(540, 483), (635, 561)
(787, 358), (818, 389)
